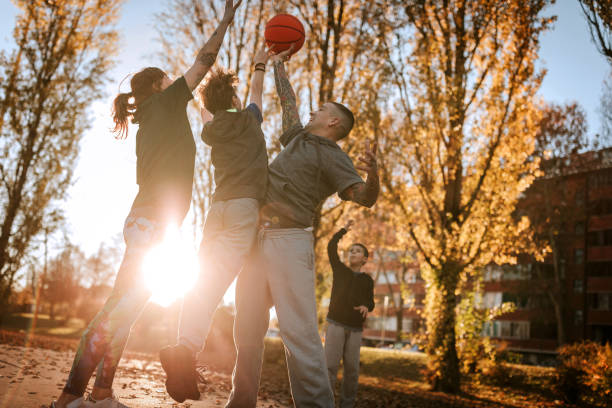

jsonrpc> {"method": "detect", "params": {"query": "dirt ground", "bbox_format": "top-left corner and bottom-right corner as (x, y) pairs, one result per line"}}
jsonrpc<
(0, 343), (288, 408)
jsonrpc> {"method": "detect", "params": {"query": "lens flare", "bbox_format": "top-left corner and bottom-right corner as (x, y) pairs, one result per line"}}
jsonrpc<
(142, 225), (199, 307)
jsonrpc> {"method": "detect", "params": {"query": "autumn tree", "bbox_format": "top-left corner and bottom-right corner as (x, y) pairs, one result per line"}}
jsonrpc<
(42, 241), (86, 320)
(0, 0), (122, 313)
(579, 0), (612, 64)
(378, 1), (554, 392)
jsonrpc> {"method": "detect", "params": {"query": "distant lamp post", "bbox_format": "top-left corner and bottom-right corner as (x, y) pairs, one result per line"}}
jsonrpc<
(380, 295), (389, 346)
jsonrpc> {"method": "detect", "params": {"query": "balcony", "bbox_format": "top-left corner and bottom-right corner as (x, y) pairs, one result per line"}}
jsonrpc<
(587, 276), (612, 292)
(588, 246), (612, 261)
(588, 214), (612, 230)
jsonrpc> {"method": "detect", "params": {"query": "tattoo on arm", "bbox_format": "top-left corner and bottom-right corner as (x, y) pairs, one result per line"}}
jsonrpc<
(184, 20), (230, 90)
(197, 50), (217, 68)
(345, 175), (379, 208)
(273, 60), (301, 133)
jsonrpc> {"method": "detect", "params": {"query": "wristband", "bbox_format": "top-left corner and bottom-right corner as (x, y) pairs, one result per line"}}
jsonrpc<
(255, 62), (266, 70)
(255, 67), (266, 73)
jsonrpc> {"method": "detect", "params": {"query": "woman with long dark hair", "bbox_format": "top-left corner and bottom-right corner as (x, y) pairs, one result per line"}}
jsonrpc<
(51, 2), (242, 407)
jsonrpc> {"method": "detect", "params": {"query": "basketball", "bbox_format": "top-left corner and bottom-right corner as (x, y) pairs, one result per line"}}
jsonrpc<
(265, 14), (305, 56)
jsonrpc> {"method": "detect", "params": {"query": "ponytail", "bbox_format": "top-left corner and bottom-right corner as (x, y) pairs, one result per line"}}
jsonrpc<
(111, 67), (167, 139)
(112, 91), (135, 139)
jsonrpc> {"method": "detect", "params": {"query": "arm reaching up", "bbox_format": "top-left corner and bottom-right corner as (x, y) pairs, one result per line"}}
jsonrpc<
(184, 0), (242, 91)
(327, 220), (353, 278)
(271, 46), (301, 133)
(249, 47), (269, 113)
(343, 141), (380, 208)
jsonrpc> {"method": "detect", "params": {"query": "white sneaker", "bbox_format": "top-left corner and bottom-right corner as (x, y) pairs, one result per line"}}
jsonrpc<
(50, 398), (84, 408)
(82, 391), (129, 408)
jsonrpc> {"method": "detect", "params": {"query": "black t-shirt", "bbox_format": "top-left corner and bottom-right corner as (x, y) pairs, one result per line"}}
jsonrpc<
(326, 228), (375, 330)
(201, 103), (267, 203)
(131, 76), (195, 223)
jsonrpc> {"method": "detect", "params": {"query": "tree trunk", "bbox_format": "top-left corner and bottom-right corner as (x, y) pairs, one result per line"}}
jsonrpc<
(426, 265), (460, 393)
(550, 293), (566, 345)
(396, 306), (403, 342)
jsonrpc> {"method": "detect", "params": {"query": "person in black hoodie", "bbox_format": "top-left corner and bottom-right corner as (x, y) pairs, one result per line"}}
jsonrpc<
(325, 220), (374, 408)
(159, 47), (270, 403)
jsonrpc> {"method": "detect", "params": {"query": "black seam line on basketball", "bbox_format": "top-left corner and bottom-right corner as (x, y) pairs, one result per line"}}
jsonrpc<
(266, 25), (305, 36)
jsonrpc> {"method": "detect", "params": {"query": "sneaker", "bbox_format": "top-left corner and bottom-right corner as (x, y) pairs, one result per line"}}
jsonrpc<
(159, 344), (200, 402)
(82, 391), (129, 408)
(50, 398), (83, 408)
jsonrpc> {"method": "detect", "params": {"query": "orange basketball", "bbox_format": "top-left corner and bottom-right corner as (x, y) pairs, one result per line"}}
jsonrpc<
(265, 14), (305, 56)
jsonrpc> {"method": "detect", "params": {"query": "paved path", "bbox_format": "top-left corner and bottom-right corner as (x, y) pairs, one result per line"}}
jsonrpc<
(0, 344), (288, 408)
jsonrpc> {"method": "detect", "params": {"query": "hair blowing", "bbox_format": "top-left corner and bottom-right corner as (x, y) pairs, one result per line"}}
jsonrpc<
(112, 67), (166, 139)
(200, 69), (238, 114)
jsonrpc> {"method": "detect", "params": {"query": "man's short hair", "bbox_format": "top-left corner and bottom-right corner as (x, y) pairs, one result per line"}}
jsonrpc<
(200, 69), (238, 114)
(351, 243), (369, 258)
(330, 102), (355, 140)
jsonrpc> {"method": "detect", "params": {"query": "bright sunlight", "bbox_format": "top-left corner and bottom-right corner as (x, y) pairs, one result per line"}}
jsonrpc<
(142, 225), (199, 307)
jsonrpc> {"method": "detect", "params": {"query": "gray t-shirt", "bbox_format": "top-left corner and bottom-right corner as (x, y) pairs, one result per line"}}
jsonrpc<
(264, 124), (364, 227)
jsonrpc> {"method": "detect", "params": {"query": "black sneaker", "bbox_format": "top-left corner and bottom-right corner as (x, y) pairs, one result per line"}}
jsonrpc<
(159, 344), (200, 402)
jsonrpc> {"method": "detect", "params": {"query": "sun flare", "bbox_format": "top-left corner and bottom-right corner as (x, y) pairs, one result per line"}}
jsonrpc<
(142, 225), (199, 307)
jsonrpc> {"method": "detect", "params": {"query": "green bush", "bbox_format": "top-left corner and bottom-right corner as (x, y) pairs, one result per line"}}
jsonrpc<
(556, 341), (612, 407)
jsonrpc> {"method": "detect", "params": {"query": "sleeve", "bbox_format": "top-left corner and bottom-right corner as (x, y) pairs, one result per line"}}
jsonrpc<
(325, 150), (365, 200)
(279, 123), (304, 147)
(327, 228), (347, 273)
(366, 278), (375, 312)
(245, 103), (263, 124)
(158, 76), (193, 110)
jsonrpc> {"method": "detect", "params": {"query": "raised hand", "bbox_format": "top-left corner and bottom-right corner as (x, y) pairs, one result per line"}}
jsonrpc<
(254, 46), (270, 66)
(222, 0), (242, 23)
(344, 219), (354, 232)
(356, 140), (378, 177)
(353, 305), (368, 318)
(269, 43), (296, 63)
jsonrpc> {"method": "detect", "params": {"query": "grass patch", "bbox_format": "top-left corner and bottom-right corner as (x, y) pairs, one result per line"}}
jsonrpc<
(1, 313), (85, 339)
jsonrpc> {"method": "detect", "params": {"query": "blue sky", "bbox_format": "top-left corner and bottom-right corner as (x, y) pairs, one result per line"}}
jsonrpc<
(0, 0), (609, 255)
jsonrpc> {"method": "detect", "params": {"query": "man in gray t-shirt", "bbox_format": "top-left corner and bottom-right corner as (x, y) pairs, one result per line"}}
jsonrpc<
(225, 47), (379, 408)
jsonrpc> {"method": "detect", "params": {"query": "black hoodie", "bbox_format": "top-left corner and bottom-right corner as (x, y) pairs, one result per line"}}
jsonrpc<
(327, 228), (375, 330)
(201, 103), (268, 203)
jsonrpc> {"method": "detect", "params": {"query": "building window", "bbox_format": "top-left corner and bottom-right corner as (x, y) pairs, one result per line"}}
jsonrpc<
(575, 222), (585, 235)
(575, 310), (583, 325)
(587, 262), (612, 277)
(590, 293), (612, 311)
(498, 321), (530, 340)
(574, 248), (584, 265)
(502, 292), (529, 309)
(573, 279), (584, 293)
(484, 265), (502, 282)
(484, 292), (502, 309)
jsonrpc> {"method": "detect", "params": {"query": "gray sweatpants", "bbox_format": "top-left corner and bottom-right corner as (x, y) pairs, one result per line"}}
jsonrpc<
(324, 322), (363, 408)
(226, 228), (334, 408)
(179, 198), (259, 352)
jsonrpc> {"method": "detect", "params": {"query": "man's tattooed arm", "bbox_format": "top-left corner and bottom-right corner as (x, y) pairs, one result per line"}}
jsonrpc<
(273, 59), (301, 133)
(342, 141), (380, 208)
(184, 0), (242, 90)
(343, 176), (379, 208)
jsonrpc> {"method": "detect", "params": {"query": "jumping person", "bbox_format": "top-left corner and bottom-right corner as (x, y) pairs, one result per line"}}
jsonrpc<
(225, 46), (380, 408)
(50, 2), (241, 407)
(325, 220), (375, 408)
(159, 47), (270, 403)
